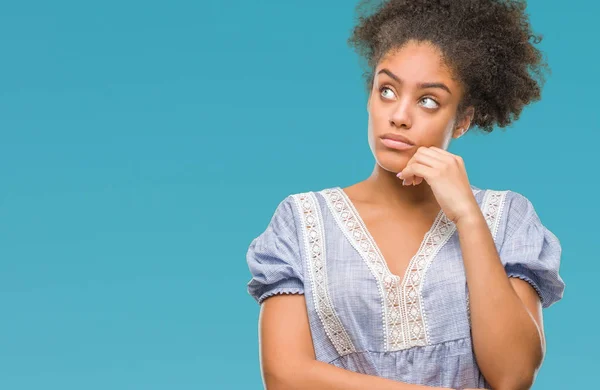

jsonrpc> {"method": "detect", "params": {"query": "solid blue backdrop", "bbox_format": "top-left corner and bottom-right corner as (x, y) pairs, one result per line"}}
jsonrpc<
(0, 0), (596, 388)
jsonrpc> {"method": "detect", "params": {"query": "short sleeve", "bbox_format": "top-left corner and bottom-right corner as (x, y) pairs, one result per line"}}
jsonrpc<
(499, 191), (566, 309)
(246, 195), (305, 305)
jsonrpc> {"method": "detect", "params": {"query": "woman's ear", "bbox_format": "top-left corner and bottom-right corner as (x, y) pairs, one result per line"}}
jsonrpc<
(453, 107), (475, 138)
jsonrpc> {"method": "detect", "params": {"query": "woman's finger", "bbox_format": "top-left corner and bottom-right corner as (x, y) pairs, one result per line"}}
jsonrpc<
(416, 146), (447, 162)
(428, 145), (455, 157)
(411, 150), (443, 169)
(399, 162), (435, 185)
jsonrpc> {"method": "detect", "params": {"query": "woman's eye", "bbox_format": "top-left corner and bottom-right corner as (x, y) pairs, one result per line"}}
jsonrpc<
(420, 97), (439, 109)
(380, 87), (396, 99)
(380, 88), (439, 109)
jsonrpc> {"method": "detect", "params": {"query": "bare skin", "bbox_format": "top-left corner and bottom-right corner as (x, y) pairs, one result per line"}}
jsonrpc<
(341, 40), (472, 280)
(258, 40), (542, 390)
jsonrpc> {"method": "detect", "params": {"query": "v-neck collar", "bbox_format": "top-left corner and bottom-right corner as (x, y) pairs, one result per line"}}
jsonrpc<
(317, 185), (485, 351)
(321, 186), (461, 351)
(334, 186), (447, 285)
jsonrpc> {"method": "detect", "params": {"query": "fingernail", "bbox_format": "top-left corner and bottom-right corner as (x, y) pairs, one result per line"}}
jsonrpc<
(397, 171), (403, 179)
(402, 179), (407, 186)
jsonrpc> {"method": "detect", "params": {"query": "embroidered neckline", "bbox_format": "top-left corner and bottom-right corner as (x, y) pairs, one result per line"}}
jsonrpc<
(323, 186), (481, 351)
(335, 187), (445, 283)
(322, 188), (401, 351)
(323, 187), (460, 351)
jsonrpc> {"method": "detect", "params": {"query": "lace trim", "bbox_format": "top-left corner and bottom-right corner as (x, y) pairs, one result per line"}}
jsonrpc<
(322, 188), (399, 351)
(403, 211), (457, 348)
(481, 190), (508, 239)
(291, 192), (357, 356)
(323, 187), (459, 351)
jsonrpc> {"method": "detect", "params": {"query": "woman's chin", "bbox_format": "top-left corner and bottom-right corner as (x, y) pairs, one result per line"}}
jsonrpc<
(374, 154), (409, 174)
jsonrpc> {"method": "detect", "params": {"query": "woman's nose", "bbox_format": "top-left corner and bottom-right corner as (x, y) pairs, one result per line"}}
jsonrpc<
(389, 99), (413, 129)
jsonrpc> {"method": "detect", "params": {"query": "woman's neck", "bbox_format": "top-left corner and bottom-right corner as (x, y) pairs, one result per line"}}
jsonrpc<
(359, 163), (438, 209)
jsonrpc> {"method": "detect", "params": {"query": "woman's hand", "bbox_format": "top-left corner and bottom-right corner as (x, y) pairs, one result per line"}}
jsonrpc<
(396, 146), (480, 224)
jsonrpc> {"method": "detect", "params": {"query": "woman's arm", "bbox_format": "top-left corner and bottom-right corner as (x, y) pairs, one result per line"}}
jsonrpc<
(259, 294), (451, 390)
(456, 212), (545, 390)
(397, 146), (550, 390)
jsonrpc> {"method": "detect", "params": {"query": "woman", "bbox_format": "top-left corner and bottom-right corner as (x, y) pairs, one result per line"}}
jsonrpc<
(246, 0), (565, 389)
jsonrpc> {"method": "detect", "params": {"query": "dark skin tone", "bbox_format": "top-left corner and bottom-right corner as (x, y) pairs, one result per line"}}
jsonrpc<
(342, 40), (545, 389)
(259, 40), (545, 390)
(342, 40), (473, 282)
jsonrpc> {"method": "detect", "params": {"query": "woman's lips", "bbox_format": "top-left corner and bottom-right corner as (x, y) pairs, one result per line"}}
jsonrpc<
(380, 138), (415, 151)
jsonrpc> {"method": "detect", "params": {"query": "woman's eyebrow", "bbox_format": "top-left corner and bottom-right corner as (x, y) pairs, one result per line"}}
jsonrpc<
(377, 68), (452, 95)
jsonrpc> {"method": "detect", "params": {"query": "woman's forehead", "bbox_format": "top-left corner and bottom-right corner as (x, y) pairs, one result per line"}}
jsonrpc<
(375, 43), (461, 91)
(377, 43), (452, 79)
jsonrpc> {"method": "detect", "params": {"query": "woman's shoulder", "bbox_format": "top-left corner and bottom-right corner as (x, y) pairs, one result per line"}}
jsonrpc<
(279, 185), (342, 208)
(473, 185), (536, 210)
(270, 186), (347, 232)
(473, 185), (556, 241)
(469, 185), (545, 238)
(265, 186), (338, 227)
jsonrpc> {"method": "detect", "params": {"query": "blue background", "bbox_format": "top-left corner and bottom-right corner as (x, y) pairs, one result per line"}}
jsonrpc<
(0, 0), (596, 388)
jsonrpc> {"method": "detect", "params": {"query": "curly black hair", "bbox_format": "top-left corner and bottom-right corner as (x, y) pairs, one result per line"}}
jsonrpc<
(347, 0), (550, 132)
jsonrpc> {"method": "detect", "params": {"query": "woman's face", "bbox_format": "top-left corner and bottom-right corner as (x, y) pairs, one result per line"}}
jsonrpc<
(367, 40), (472, 173)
